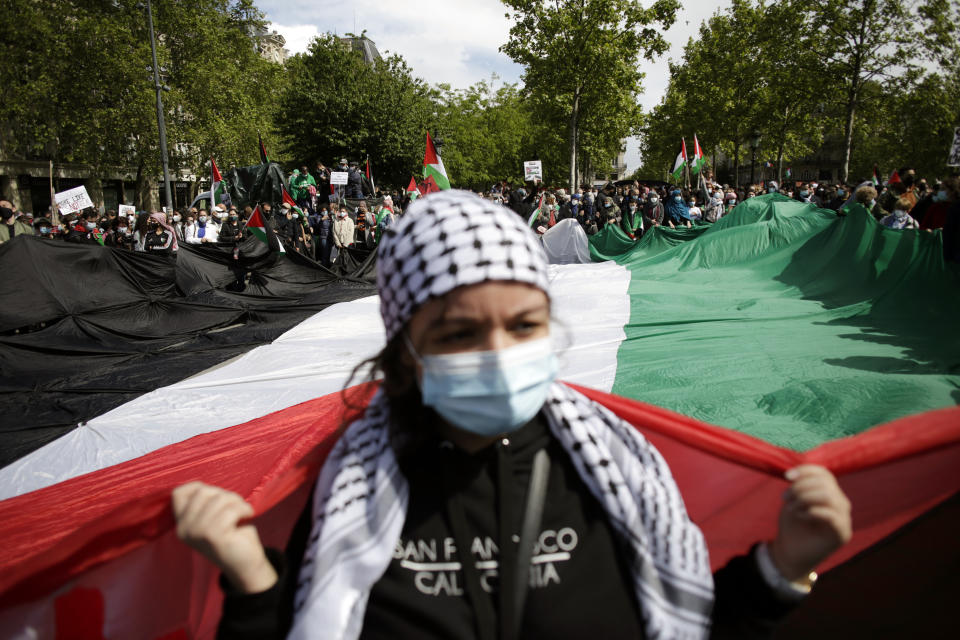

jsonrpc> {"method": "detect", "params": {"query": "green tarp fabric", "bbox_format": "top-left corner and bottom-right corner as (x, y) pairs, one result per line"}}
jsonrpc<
(601, 194), (960, 451)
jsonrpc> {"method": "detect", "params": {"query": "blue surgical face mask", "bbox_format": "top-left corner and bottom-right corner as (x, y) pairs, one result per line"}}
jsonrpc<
(405, 335), (557, 437)
(935, 190), (947, 202)
(800, 190), (809, 198)
(674, 195), (682, 203)
(837, 189), (846, 197)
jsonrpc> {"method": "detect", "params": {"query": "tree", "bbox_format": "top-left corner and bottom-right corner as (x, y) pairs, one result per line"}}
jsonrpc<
(501, 0), (680, 189)
(0, 0), (283, 209)
(275, 34), (439, 188)
(798, 0), (958, 182)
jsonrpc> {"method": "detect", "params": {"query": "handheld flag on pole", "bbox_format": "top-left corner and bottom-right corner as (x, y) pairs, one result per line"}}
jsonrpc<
(245, 205), (285, 253)
(420, 175), (441, 195)
(423, 132), (451, 190)
(691, 135), (705, 174)
(786, 167), (792, 180)
(872, 165), (881, 187)
(258, 134), (270, 164)
(211, 157), (230, 208)
(527, 193), (546, 228)
(281, 187), (303, 216)
(406, 176), (420, 201)
(671, 139), (688, 181)
(887, 170), (902, 186)
(366, 156), (376, 195)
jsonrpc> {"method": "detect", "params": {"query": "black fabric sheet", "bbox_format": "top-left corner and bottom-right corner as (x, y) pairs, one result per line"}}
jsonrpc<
(0, 235), (376, 467)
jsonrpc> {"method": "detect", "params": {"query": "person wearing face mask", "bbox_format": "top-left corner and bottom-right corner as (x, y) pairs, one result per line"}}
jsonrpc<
(853, 185), (885, 221)
(173, 191), (852, 640)
(187, 209), (219, 244)
(219, 209), (244, 244)
(32, 217), (56, 239)
(687, 196), (702, 220)
(110, 218), (135, 250)
(642, 191), (664, 229)
(914, 176), (958, 232)
(332, 203), (355, 259)
(663, 189), (693, 229)
(620, 196), (643, 239)
(724, 192), (739, 214)
(170, 211), (185, 242)
(766, 181), (779, 195)
(315, 208), (334, 266)
(880, 196), (919, 230)
(66, 210), (103, 244)
(144, 213), (174, 255)
(0, 205), (33, 243)
(703, 190), (725, 223)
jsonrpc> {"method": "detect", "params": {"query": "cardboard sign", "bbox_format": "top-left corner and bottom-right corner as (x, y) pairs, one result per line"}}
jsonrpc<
(524, 160), (543, 181)
(947, 126), (960, 167)
(330, 171), (349, 185)
(118, 204), (135, 218)
(54, 185), (94, 214)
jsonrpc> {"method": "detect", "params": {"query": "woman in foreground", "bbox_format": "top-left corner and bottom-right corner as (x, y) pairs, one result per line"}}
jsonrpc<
(173, 190), (851, 639)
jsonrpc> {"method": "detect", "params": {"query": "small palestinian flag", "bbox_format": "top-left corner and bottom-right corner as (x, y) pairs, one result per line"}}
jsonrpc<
(671, 138), (688, 181)
(527, 193), (546, 228)
(786, 167), (792, 179)
(420, 174), (441, 195)
(872, 165), (881, 187)
(423, 132), (451, 190)
(245, 204), (284, 253)
(406, 176), (420, 201)
(259, 133), (270, 164)
(366, 156), (376, 194)
(281, 187), (302, 215)
(211, 157), (230, 208)
(691, 135), (705, 174)
(887, 170), (902, 186)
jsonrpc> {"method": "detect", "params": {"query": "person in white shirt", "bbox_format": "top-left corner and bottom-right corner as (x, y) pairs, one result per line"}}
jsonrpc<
(186, 210), (219, 244)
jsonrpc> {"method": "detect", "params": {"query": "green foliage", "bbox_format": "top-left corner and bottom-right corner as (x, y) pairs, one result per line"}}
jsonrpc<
(0, 0), (281, 192)
(640, 0), (960, 184)
(501, 0), (680, 187)
(275, 34), (439, 188)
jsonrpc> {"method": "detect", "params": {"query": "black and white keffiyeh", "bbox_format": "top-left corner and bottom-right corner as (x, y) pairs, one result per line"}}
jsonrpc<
(376, 190), (550, 342)
(289, 385), (715, 640)
(289, 191), (714, 639)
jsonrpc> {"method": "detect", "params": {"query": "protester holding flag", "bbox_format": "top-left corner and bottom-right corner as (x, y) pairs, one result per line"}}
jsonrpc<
(172, 190), (852, 640)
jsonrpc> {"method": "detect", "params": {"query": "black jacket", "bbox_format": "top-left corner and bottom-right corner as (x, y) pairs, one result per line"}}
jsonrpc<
(216, 414), (799, 640)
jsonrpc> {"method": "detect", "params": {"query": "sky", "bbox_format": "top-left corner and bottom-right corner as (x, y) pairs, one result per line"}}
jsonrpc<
(258, 0), (732, 174)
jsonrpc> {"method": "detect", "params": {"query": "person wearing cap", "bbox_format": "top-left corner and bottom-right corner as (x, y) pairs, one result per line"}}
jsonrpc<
(173, 190), (851, 640)
(0, 205), (33, 243)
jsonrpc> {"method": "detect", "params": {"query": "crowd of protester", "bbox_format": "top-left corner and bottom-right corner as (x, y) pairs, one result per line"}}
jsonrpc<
(2, 164), (958, 266)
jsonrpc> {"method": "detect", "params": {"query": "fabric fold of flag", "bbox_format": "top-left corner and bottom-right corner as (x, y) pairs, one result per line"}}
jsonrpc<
(423, 132), (451, 190)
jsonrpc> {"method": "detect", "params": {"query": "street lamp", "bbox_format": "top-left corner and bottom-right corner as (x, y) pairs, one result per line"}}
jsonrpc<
(143, 0), (174, 212)
(749, 130), (762, 187)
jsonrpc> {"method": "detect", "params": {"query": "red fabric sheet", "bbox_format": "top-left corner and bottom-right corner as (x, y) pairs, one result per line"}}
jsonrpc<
(0, 383), (957, 636)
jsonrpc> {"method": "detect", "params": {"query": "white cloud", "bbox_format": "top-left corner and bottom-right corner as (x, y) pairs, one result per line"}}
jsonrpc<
(270, 23), (321, 56)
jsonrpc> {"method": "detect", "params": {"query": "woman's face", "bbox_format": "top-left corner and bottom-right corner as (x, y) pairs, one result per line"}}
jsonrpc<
(407, 281), (550, 363)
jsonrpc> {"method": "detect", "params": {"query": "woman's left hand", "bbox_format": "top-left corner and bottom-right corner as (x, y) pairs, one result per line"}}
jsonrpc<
(769, 464), (852, 581)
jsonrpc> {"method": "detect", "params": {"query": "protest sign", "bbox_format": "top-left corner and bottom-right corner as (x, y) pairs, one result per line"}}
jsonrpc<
(524, 160), (543, 181)
(947, 127), (960, 167)
(118, 205), (135, 218)
(54, 186), (94, 214)
(330, 172), (349, 185)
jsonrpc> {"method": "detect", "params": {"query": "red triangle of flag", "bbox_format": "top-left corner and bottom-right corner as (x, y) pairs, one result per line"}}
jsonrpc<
(424, 132), (439, 166)
(282, 188), (298, 210)
(245, 205), (265, 230)
(888, 170), (902, 185)
(407, 176), (418, 193)
(211, 157), (222, 183)
(421, 175), (439, 194)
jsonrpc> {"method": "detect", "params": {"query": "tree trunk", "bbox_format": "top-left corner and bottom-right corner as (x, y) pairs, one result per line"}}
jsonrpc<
(733, 140), (741, 188)
(569, 88), (581, 191)
(841, 97), (856, 184)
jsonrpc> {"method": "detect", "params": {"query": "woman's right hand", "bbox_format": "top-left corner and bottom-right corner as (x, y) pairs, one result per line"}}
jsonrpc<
(172, 481), (278, 594)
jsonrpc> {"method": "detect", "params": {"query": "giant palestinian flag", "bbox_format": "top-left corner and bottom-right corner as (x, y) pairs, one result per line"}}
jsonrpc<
(0, 195), (958, 638)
